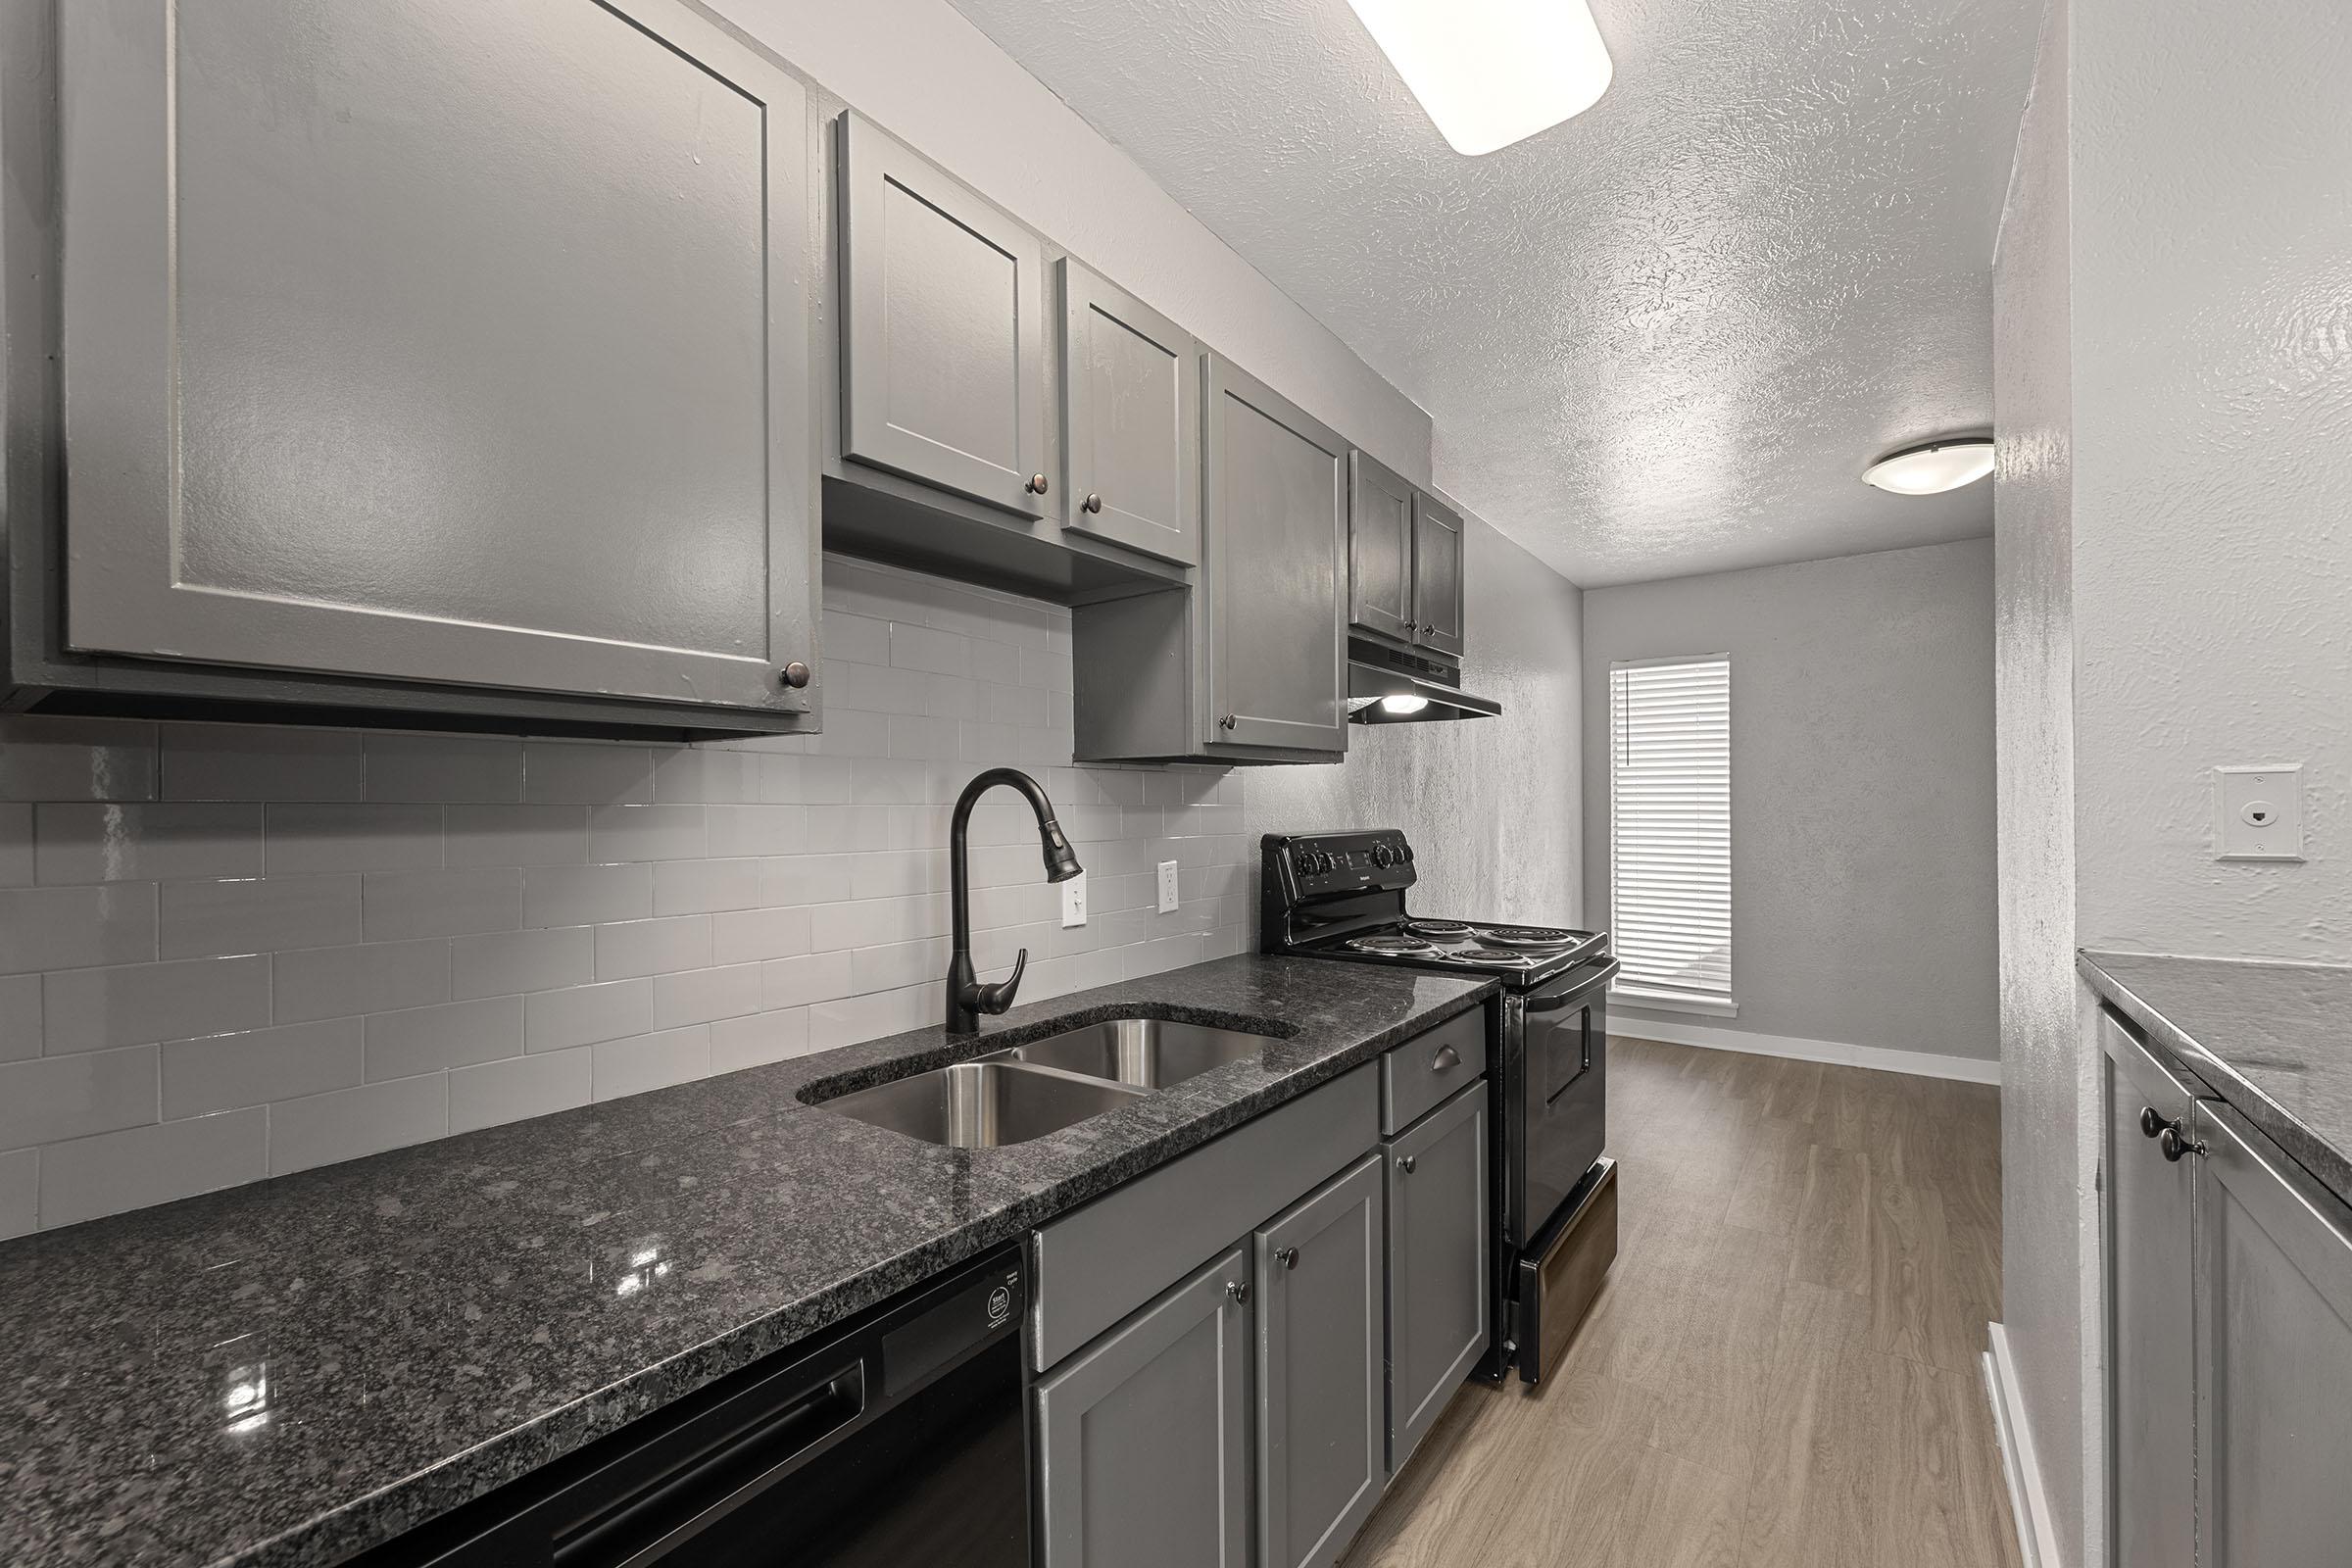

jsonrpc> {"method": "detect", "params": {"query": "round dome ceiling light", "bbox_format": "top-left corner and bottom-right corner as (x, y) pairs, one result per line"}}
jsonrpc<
(1862, 438), (1995, 495)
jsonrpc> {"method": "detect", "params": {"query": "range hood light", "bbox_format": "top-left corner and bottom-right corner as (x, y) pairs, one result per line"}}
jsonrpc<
(1862, 438), (1994, 495)
(1380, 693), (1431, 716)
(1345, 0), (1614, 157)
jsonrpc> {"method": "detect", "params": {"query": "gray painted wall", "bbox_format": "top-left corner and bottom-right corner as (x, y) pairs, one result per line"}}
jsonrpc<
(1991, 2), (2092, 1560)
(1582, 540), (1998, 1063)
(1248, 514), (1586, 928)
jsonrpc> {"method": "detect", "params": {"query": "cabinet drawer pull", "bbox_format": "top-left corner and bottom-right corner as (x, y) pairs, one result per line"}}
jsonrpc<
(1026, 473), (1051, 496)
(1082, 492), (1103, 514)
(1430, 1044), (1461, 1072)
(2138, 1106), (2166, 1139)
(2160, 1125), (2199, 1162)
(1274, 1246), (1298, 1270)
(1224, 1279), (1250, 1305)
(1396, 1153), (1417, 1175)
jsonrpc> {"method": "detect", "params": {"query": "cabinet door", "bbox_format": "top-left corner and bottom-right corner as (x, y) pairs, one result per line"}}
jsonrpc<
(1202, 354), (1348, 754)
(1036, 1246), (1250, 1568)
(1410, 492), (1465, 658)
(1348, 452), (1414, 643)
(1256, 1154), (1385, 1568)
(2190, 1101), (2352, 1568)
(1060, 260), (1198, 566)
(1386, 1084), (1490, 1472)
(2101, 1014), (2194, 1568)
(60, 0), (814, 712)
(837, 112), (1049, 518)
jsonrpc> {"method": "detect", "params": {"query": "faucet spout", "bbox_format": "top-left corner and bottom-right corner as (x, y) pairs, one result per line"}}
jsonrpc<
(945, 768), (1081, 1034)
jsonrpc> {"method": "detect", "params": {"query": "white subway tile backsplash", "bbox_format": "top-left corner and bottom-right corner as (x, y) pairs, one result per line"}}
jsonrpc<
(450, 926), (593, 1001)
(448, 1048), (591, 1135)
(38, 1109), (266, 1229)
(4, 559), (1264, 1229)
(0, 1047), (158, 1151)
(0, 717), (158, 803)
(42, 955), (271, 1054)
(275, 939), (449, 1023)
(364, 998), (522, 1081)
(266, 803), (443, 875)
(162, 724), (359, 803)
(592, 1025), (710, 1102)
(160, 874), (362, 959)
(163, 1019), (364, 1119)
(523, 741), (654, 806)
(525, 978), (652, 1054)
(270, 1074), (447, 1176)
(0, 883), (156, 974)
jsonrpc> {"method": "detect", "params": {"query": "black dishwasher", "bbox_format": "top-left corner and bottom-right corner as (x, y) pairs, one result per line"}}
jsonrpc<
(375, 1246), (1029, 1567)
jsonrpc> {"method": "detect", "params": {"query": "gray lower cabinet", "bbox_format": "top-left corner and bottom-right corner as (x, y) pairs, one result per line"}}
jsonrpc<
(49, 0), (817, 724)
(1059, 260), (1200, 566)
(2101, 1012), (2195, 1568)
(1035, 1246), (1252, 1568)
(1347, 452), (1415, 645)
(2189, 1098), (2352, 1567)
(1385, 1084), (1490, 1472)
(1255, 1155), (1388, 1568)
(1409, 493), (1465, 658)
(836, 110), (1050, 518)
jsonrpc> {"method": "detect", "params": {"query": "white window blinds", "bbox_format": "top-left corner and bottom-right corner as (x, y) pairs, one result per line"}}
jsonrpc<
(1608, 655), (1732, 1005)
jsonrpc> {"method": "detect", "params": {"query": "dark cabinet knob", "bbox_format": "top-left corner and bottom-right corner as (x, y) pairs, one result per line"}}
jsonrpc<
(1026, 473), (1051, 495)
(779, 662), (811, 690)
(2160, 1125), (2198, 1162)
(2139, 1105), (2166, 1139)
(1082, 492), (1103, 514)
(1275, 1246), (1298, 1270)
(1224, 1279), (1250, 1305)
(1218, 714), (1237, 731)
(1396, 1153), (1417, 1175)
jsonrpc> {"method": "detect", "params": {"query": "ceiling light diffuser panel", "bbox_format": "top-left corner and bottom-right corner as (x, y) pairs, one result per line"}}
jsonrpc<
(1861, 439), (1996, 495)
(1346, 0), (1614, 156)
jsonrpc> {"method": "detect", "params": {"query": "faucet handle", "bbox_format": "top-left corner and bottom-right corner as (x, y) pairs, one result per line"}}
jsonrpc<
(972, 948), (1028, 1016)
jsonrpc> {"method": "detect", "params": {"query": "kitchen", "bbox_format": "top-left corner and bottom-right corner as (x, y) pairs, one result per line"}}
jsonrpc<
(0, 1), (2345, 1566)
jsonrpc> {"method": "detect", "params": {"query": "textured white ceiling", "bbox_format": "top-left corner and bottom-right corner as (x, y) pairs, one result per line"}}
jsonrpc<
(949, 0), (2038, 586)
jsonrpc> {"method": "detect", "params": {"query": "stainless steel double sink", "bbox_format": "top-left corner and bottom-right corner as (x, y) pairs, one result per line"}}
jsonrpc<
(811, 1017), (1283, 1149)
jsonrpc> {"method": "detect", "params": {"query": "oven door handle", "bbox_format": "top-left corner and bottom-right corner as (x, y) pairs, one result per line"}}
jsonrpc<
(1523, 959), (1619, 1012)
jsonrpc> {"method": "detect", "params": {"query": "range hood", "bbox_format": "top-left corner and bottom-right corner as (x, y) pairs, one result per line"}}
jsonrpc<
(1345, 637), (1502, 725)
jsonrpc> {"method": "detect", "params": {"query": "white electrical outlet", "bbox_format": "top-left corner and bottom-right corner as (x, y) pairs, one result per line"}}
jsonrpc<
(1157, 860), (1181, 913)
(1059, 869), (1088, 928)
(2215, 764), (2305, 861)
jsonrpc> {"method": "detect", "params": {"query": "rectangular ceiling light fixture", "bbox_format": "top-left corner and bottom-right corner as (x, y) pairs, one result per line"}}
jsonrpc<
(1346, 0), (1614, 156)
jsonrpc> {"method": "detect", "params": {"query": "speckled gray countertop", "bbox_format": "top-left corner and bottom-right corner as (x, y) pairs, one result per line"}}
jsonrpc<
(0, 955), (1494, 1568)
(2081, 949), (2352, 1207)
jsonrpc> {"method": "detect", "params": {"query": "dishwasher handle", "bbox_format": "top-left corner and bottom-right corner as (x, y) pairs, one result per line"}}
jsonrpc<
(553, 1362), (867, 1568)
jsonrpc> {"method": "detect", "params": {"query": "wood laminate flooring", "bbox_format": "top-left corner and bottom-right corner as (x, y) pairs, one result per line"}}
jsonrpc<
(1343, 1036), (2020, 1568)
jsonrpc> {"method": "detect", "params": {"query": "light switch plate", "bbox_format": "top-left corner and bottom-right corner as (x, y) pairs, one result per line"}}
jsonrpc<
(1060, 870), (1088, 928)
(1156, 860), (1181, 913)
(2215, 764), (2304, 861)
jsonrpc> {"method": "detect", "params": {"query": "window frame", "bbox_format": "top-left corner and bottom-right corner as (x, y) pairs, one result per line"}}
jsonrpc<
(1606, 652), (1736, 1017)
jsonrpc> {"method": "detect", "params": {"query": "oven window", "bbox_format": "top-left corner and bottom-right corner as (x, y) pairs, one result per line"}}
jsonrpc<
(1608, 654), (1733, 1012)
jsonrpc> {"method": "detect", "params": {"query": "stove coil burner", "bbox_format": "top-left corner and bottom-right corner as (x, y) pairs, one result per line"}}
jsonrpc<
(1455, 947), (1539, 965)
(1480, 926), (1581, 950)
(1402, 920), (1472, 940)
(1348, 935), (1434, 955)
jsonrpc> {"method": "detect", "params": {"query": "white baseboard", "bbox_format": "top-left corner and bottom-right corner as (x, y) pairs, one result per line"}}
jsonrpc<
(1606, 1012), (2001, 1085)
(1984, 1322), (2062, 1568)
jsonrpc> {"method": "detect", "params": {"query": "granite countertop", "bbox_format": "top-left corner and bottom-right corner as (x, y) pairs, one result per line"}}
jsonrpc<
(2080, 949), (2352, 1207)
(0, 955), (1495, 1568)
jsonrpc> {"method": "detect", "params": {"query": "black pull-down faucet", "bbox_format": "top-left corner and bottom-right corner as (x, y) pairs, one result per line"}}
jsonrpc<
(945, 767), (1083, 1034)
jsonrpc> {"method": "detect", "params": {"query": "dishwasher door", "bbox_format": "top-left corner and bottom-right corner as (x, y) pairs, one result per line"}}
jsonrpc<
(391, 1246), (1029, 1567)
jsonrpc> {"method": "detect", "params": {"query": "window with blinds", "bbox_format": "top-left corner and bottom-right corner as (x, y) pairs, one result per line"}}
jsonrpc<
(1608, 655), (1733, 1010)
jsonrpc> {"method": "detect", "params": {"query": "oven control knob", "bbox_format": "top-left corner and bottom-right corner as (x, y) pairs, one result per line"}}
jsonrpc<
(1371, 843), (1396, 868)
(1401, 842), (1415, 862)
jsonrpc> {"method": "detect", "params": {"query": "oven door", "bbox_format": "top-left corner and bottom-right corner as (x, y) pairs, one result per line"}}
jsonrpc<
(1517, 960), (1613, 1233)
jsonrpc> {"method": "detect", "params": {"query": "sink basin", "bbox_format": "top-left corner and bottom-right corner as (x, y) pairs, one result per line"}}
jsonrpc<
(816, 1060), (1147, 1148)
(993, 1017), (1282, 1091)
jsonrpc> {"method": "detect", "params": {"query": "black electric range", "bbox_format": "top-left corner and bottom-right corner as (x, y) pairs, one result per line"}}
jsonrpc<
(1261, 829), (1620, 1386)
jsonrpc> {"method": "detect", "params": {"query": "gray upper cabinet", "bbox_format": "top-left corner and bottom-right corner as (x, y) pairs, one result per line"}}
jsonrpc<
(1059, 260), (1199, 566)
(1255, 1155), (1387, 1568)
(2189, 1098), (2352, 1567)
(1385, 1085), (1491, 1473)
(836, 111), (1049, 519)
(1348, 452), (1415, 645)
(1410, 492), (1466, 658)
(55, 0), (816, 720)
(1036, 1246), (1252, 1568)
(1202, 352), (1349, 755)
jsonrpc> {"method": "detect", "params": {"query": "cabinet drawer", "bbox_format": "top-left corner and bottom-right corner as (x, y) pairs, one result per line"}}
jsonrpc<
(1381, 1007), (1486, 1135)
(1031, 1063), (1378, 1371)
